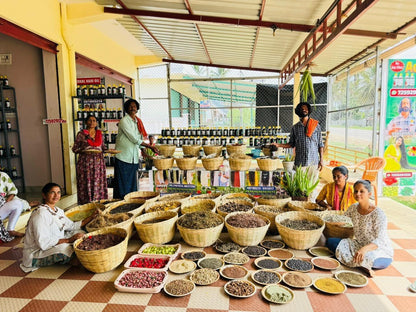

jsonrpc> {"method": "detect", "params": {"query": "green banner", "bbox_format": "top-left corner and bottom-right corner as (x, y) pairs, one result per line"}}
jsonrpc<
(383, 59), (416, 197)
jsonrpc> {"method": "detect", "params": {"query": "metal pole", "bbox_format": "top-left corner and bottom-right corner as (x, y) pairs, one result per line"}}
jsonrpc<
(167, 64), (172, 128)
(345, 69), (350, 149)
(372, 47), (381, 156)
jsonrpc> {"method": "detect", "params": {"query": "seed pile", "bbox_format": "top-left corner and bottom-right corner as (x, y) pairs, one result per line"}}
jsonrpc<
(253, 270), (280, 284)
(280, 219), (320, 230)
(87, 213), (130, 229)
(182, 251), (205, 261)
(256, 205), (283, 213)
(218, 202), (252, 213)
(223, 253), (249, 264)
(261, 240), (285, 249)
(117, 271), (165, 288)
(221, 266), (247, 278)
(77, 233), (123, 251)
(141, 245), (178, 255)
(110, 203), (142, 214)
(182, 201), (214, 214)
(322, 214), (353, 226)
(178, 211), (222, 229)
(199, 258), (223, 270)
(215, 241), (241, 253)
(285, 259), (313, 272)
(68, 210), (95, 222)
(164, 280), (194, 296)
(256, 258), (281, 269)
(226, 213), (267, 228)
(158, 193), (190, 201)
(283, 272), (312, 287)
(169, 260), (195, 273)
(242, 246), (267, 257)
(190, 268), (219, 285)
(225, 280), (255, 297)
(146, 202), (180, 213)
(128, 257), (169, 269)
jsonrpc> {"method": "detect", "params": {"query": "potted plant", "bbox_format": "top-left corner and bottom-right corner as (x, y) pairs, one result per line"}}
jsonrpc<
(282, 149), (295, 172)
(282, 166), (319, 201)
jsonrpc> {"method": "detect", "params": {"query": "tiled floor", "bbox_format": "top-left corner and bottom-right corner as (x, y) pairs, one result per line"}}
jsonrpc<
(1, 200), (416, 312)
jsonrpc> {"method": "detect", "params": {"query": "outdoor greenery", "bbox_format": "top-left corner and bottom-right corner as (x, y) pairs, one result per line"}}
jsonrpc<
(392, 197), (416, 210)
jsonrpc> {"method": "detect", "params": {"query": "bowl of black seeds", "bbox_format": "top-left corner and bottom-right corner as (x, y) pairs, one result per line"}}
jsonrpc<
(260, 239), (285, 250)
(198, 257), (224, 270)
(241, 246), (267, 258)
(254, 257), (282, 270)
(181, 250), (206, 261)
(285, 258), (314, 272)
(215, 240), (241, 253)
(251, 269), (281, 285)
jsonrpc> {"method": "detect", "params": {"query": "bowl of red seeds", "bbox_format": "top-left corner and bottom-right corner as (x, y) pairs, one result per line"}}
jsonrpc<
(124, 254), (172, 271)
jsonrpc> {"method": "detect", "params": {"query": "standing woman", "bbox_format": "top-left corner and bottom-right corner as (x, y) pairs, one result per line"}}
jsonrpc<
(316, 165), (356, 211)
(326, 180), (393, 277)
(72, 114), (107, 204)
(114, 99), (158, 199)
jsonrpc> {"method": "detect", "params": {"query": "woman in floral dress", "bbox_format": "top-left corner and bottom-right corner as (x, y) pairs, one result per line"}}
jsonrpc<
(326, 180), (393, 277)
(72, 115), (107, 204)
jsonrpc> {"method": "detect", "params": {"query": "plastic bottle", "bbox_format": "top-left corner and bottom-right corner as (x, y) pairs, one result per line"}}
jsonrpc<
(77, 109), (83, 120)
(3, 76), (8, 86)
(112, 84), (117, 95)
(10, 145), (16, 156)
(76, 85), (82, 97)
(11, 167), (17, 178)
(107, 85), (112, 95)
(6, 119), (11, 130)
(118, 84), (123, 95)
(5, 98), (10, 109)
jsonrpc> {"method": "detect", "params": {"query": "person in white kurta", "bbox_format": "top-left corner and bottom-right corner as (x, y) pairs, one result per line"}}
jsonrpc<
(20, 183), (96, 273)
(335, 180), (393, 276)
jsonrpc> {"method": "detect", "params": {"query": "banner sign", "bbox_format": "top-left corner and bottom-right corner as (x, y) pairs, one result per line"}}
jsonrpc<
(77, 77), (101, 85)
(43, 118), (66, 125)
(383, 59), (416, 197)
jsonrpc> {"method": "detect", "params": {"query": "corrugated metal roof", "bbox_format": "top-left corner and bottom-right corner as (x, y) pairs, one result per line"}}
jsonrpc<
(94, 0), (416, 76)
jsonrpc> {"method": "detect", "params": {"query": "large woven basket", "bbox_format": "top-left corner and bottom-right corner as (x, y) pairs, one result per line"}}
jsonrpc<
(144, 200), (182, 213)
(175, 157), (197, 170)
(321, 211), (354, 239)
(203, 145), (223, 157)
(105, 199), (146, 217)
(257, 158), (280, 171)
(156, 144), (176, 157)
(221, 193), (256, 205)
(254, 205), (285, 234)
(256, 196), (291, 208)
(262, 147), (271, 157)
(86, 212), (135, 239)
(157, 193), (191, 202)
(216, 199), (254, 218)
(229, 156), (252, 171)
(65, 202), (105, 222)
(153, 157), (174, 170)
(225, 212), (270, 246)
(134, 211), (178, 244)
(124, 191), (160, 202)
(74, 227), (128, 273)
(177, 213), (224, 247)
(226, 145), (246, 156)
(182, 145), (201, 157)
(275, 211), (325, 250)
(287, 201), (327, 215)
(202, 157), (224, 171)
(181, 199), (216, 214)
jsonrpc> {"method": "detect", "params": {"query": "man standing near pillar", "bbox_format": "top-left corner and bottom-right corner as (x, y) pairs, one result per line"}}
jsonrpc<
(273, 102), (324, 171)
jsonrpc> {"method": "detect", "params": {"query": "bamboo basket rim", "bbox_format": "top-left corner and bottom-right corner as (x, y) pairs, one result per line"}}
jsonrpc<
(181, 198), (216, 214)
(182, 145), (202, 156)
(228, 157), (252, 171)
(201, 157), (223, 170)
(176, 214), (224, 247)
(288, 201), (327, 213)
(153, 157), (174, 170)
(256, 158), (279, 171)
(65, 202), (105, 221)
(224, 211), (270, 228)
(73, 227), (128, 273)
(124, 191), (160, 202)
(157, 193), (192, 201)
(85, 212), (134, 233)
(203, 145), (223, 156)
(134, 210), (178, 227)
(216, 199), (254, 217)
(256, 196), (291, 208)
(175, 157), (198, 170)
(134, 211), (178, 244)
(104, 199), (146, 217)
(224, 212), (270, 246)
(144, 200), (182, 213)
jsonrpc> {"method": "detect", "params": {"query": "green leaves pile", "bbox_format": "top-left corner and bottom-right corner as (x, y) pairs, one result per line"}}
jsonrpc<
(282, 166), (319, 198)
(298, 68), (315, 104)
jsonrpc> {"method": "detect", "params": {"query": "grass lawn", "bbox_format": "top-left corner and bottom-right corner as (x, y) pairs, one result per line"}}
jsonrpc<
(391, 197), (416, 210)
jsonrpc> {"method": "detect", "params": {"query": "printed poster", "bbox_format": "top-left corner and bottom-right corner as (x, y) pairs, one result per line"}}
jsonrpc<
(383, 59), (416, 196)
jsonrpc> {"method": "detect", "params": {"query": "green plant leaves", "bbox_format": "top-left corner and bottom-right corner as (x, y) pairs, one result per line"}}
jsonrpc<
(282, 166), (319, 197)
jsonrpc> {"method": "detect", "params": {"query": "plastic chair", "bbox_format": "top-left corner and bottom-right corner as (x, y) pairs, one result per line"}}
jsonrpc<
(350, 157), (386, 205)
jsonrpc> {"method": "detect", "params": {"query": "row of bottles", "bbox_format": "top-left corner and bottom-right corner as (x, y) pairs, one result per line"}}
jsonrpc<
(0, 166), (18, 177)
(77, 108), (123, 120)
(161, 126), (282, 137)
(157, 135), (288, 147)
(393, 73), (415, 88)
(103, 132), (117, 144)
(0, 120), (12, 131)
(76, 84), (126, 97)
(0, 145), (17, 157)
(0, 75), (9, 86)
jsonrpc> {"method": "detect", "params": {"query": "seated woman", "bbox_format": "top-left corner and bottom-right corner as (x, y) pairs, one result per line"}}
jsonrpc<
(326, 180), (393, 277)
(20, 183), (97, 272)
(316, 165), (356, 211)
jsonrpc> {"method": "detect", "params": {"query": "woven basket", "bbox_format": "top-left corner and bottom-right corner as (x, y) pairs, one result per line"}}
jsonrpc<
(105, 199), (146, 217)
(256, 196), (291, 208)
(144, 200), (181, 213)
(321, 211), (354, 239)
(157, 193), (192, 202)
(192, 192), (222, 201)
(182, 145), (201, 157)
(287, 201), (327, 215)
(203, 145), (223, 157)
(93, 199), (120, 206)
(226, 145), (246, 156)
(221, 193), (256, 205)
(156, 144), (176, 157)
(254, 205), (285, 233)
(65, 202), (105, 222)
(124, 191), (160, 202)
(175, 157), (197, 170)
(134, 211), (178, 244)
(202, 157), (224, 171)
(275, 211), (325, 250)
(225, 212), (270, 246)
(262, 147), (271, 157)
(257, 158), (280, 171)
(216, 199), (254, 218)
(74, 227), (128, 273)
(181, 199), (216, 214)
(229, 157), (252, 171)
(153, 157), (174, 170)
(177, 214), (224, 247)
(86, 212), (135, 239)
